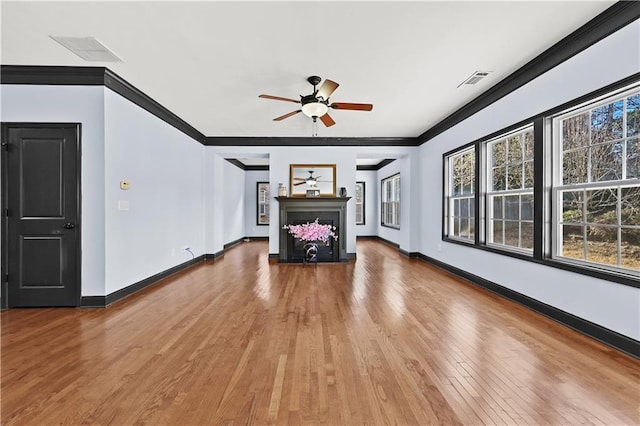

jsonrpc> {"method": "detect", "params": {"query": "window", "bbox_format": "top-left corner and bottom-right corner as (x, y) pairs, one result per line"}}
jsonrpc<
(486, 126), (534, 252)
(257, 182), (270, 225)
(355, 181), (365, 225)
(381, 174), (400, 228)
(441, 77), (640, 286)
(552, 86), (640, 274)
(445, 148), (475, 241)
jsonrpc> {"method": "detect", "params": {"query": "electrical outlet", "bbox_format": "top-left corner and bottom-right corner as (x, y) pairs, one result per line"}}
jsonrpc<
(437, 243), (442, 252)
(171, 248), (175, 256)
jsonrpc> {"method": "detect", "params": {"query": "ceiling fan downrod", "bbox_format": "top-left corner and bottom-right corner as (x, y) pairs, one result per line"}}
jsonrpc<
(307, 75), (322, 94)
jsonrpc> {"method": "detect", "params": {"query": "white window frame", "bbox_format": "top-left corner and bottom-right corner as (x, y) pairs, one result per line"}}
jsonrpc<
(257, 182), (270, 225)
(485, 125), (535, 253)
(355, 181), (365, 225)
(381, 174), (400, 229)
(259, 190), (267, 215)
(445, 147), (475, 242)
(551, 83), (640, 276)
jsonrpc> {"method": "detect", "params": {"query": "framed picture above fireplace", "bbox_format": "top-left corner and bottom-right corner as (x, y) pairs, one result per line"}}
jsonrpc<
(290, 164), (336, 197)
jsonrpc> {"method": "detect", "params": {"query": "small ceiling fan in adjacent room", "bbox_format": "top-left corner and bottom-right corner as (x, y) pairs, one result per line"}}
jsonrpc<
(293, 170), (331, 187)
(259, 76), (373, 130)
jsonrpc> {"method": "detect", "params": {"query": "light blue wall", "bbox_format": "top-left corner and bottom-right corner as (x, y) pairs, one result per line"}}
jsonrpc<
(104, 90), (205, 294)
(355, 170), (377, 236)
(245, 170), (270, 238)
(268, 147), (358, 255)
(1, 85), (107, 297)
(206, 145), (415, 256)
(418, 20), (640, 340)
(0, 85), (207, 296)
(222, 159), (246, 245)
(376, 155), (421, 251)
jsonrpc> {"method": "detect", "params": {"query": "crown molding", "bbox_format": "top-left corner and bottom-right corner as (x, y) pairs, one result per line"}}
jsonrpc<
(417, 1), (640, 145)
(224, 159), (270, 171)
(103, 69), (206, 144)
(224, 158), (246, 170)
(205, 137), (417, 147)
(228, 157), (395, 171)
(245, 165), (269, 171)
(356, 158), (396, 171)
(0, 65), (106, 85)
(1, 65), (207, 144)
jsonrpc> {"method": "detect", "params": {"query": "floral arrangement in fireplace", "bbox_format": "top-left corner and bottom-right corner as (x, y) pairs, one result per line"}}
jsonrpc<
(283, 219), (338, 245)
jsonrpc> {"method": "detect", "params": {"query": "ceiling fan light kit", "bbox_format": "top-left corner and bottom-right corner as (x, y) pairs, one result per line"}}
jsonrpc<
(259, 75), (373, 132)
(301, 98), (328, 118)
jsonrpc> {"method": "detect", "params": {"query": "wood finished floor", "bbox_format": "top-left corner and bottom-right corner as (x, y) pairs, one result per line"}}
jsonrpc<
(1, 240), (639, 425)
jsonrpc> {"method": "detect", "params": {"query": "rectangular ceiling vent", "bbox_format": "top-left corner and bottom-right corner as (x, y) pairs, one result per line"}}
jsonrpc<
(50, 36), (122, 62)
(457, 71), (491, 88)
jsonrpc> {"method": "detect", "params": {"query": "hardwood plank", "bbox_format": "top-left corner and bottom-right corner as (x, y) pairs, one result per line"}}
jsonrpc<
(1, 240), (638, 425)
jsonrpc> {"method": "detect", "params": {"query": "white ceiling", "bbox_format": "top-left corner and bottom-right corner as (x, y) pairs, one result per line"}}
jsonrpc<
(1, 1), (615, 139)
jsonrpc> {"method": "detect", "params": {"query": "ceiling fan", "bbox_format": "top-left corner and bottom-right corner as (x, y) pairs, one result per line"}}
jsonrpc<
(293, 171), (328, 187)
(259, 75), (373, 128)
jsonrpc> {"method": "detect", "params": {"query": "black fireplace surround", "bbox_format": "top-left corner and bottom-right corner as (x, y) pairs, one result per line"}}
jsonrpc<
(276, 197), (350, 262)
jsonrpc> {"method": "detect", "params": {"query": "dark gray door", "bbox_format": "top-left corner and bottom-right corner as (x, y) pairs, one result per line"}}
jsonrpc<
(2, 124), (80, 307)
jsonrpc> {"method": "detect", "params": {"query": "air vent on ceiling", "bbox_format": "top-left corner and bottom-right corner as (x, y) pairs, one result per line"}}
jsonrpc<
(457, 71), (491, 88)
(50, 36), (122, 62)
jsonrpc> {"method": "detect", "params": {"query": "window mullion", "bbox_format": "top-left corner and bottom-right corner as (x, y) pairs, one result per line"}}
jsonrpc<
(617, 186), (622, 267)
(474, 143), (480, 245)
(622, 97), (628, 180)
(587, 111), (593, 184)
(533, 117), (545, 259)
(521, 133), (526, 189)
(582, 189), (587, 261)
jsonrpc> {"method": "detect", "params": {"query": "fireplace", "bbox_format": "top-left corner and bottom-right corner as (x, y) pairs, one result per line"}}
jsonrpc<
(287, 212), (339, 262)
(277, 197), (350, 262)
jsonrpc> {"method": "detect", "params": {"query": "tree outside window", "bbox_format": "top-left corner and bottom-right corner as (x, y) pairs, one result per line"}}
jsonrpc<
(446, 149), (475, 241)
(555, 89), (640, 272)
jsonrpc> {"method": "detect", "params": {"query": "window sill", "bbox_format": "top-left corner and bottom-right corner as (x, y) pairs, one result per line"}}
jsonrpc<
(441, 237), (639, 288)
(381, 224), (400, 230)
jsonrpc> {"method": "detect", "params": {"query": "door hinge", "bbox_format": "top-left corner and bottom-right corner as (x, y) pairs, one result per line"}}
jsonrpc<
(1, 142), (8, 151)
(4, 209), (9, 217)
(4, 273), (8, 283)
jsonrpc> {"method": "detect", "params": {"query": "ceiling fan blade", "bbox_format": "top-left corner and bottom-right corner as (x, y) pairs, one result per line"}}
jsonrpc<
(319, 113), (336, 127)
(294, 181), (308, 186)
(259, 94), (301, 104)
(330, 102), (373, 111)
(273, 110), (302, 121)
(316, 79), (339, 100)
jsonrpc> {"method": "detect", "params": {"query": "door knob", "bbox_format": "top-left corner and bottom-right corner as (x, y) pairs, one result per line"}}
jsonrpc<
(62, 223), (76, 229)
